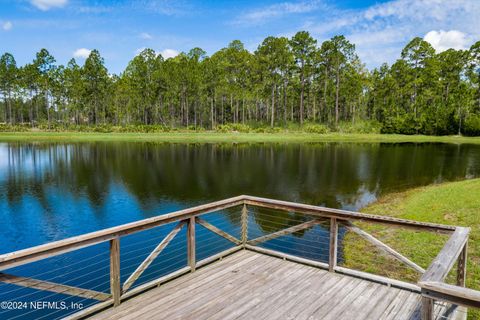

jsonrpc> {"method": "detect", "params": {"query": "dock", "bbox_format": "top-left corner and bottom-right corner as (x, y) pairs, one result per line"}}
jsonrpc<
(90, 250), (458, 320)
(0, 195), (477, 319)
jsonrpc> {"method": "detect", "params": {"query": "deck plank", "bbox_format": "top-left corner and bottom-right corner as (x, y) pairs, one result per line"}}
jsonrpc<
(334, 281), (388, 319)
(281, 272), (352, 320)
(205, 264), (317, 320)
(223, 267), (324, 320)
(106, 251), (270, 320)
(156, 257), (286, 319)
(311, 277), (369, 319)
(97, 250), (258, 320)
(246, 269), (333, 320)
(361, 286), (404, 320)
(89, 250), (441, 320)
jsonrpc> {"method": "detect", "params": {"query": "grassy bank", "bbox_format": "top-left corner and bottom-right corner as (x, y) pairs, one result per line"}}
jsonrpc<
(343, 179), (480, 316)
(1, 131), (480, 144)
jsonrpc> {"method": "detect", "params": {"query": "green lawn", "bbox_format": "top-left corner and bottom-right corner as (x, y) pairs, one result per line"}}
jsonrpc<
(1, 131), (480, 144)
(343, 179), (480, 317)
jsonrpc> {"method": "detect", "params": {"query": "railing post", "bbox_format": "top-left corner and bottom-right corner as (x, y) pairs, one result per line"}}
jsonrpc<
(241, 204), (248, 246)
(329, 218), (338, 272)
(110, 237), (121, 307)
(187, 217), (196, 272)
(457, 242), (468, 287)
(421, 296), (434, 320)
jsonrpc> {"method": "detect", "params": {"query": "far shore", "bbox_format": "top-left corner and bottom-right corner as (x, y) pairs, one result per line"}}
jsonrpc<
(1, 131), (480, 144)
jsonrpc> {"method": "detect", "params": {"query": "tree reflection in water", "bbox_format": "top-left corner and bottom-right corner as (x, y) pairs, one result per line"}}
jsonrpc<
(0, 141), (479, 252)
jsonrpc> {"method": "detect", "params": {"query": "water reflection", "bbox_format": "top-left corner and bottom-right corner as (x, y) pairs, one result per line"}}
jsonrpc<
(1, 141), (479, 319)
(0, 141), (479, 252)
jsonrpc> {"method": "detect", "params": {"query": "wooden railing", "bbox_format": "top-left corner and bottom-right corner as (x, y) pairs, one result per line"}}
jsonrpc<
(0, 195), (476, 320)
(418, 227), (474, 318)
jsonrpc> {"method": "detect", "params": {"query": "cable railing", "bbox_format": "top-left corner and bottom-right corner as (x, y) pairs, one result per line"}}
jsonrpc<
(0, 195), (476, 320)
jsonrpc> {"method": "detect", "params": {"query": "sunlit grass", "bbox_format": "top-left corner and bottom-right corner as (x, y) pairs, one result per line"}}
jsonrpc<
(1, 131), (480, 144)
(343, 179), (480, 318)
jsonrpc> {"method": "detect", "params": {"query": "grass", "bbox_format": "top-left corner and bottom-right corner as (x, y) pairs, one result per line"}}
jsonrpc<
(1, 131), (480, 144)
(343, 179), (480, 317)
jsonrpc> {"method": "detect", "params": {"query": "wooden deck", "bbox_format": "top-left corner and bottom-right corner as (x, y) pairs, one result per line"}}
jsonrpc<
(89, 250), (458, 320)
(0, 196), (474, 320)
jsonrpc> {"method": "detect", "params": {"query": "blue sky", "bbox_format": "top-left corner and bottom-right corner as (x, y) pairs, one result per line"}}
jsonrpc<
(1, 0), (479, 74)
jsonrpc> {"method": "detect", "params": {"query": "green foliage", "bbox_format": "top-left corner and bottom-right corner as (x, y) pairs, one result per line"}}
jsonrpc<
(0, 37), (480, 136)
(0, 124), (30, 132)
(303, 123), (329, 134)
(252, 126), (283, 133)
(380, 116), (419, 135)
(464, 115), (480, 136)
(215, 123), (251, 133)
(336, 120), (381, 134)
(344, 179), (480, 319)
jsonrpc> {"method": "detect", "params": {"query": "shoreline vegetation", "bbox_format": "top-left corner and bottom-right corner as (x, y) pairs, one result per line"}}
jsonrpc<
(1, 35), (480, 137)
(0, 131), (480, 144)
(344, 178), (480, 318)
(1, 130), (480, 144)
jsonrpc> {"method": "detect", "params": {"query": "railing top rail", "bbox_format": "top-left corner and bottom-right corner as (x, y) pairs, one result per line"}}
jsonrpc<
(0, 195), (459, 272)
(419, 281), (480, 309)
(243, 195), (457, 233)
(420, 226), (470, 283)
(0, 195), (245, 271)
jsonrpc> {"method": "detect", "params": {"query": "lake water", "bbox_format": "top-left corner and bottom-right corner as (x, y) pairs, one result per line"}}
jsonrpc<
(1, 141), (479, 319)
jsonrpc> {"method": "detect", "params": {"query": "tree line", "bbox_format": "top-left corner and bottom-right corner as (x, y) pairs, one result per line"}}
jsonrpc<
(1, 31), (480, 135)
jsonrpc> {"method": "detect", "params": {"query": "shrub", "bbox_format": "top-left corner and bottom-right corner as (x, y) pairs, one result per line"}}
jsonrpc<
(215, 124), (232, 133)
(252, 126), (282, 133)
(380, 116), (418, 135)
(0, 124), (30, 132)
(303, 123), (329, 134)
(215, 123), (251, 133)
(464, 115), (480, 136)
(229, 123), (251, 132)
(338, 120), (382, 134)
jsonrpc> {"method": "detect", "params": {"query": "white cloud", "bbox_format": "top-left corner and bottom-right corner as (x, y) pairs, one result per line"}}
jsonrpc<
(424, 30), (469, 53)
(301, 0), (480, 68)
(234, 1), (323, 26)
(73, 48), (91, 59)
(160, 49), (179, 59)
(31, 0), (68, 11)
(134, 48), (179, 59)
(364, 0), (478, 22)
(2, 21), (12, 31)
(140, 32), (153, 40)
(348, 28), (406, 46)
(140, 0), (189, 16)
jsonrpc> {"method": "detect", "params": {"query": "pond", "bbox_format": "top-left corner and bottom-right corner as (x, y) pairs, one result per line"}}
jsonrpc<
(0, 141), (479, 319)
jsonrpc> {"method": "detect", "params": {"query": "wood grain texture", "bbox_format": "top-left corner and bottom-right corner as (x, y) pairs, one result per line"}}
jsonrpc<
(110, 237), (121, 307)
(457, 242), (467, 287)
(420, 281), (480, 309)
(187, 217), (196, 272)
(122, 221), (185, 292)
(243, 195), (456, 233)
(196, 217), (241, 245)
(0, 273), (110, 301)
(87, 251), (458, 320)
(421, 296), (434, 320)
(421, 227), (470, 283)
(329, 218), (338, 272)
(241, 204), (248, 244)
(66, 247), (248, 320)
